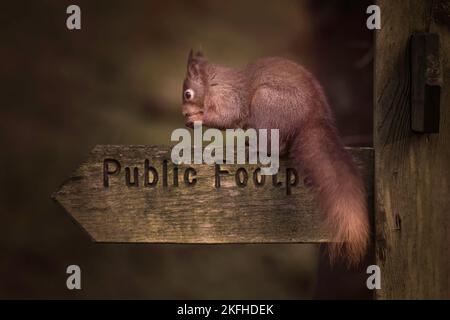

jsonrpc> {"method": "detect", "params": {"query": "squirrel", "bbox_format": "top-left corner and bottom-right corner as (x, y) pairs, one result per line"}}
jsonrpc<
(181, 50), (370, 266)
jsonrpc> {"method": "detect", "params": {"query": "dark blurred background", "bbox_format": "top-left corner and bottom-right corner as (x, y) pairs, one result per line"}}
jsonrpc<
(0, 0), (373, 298)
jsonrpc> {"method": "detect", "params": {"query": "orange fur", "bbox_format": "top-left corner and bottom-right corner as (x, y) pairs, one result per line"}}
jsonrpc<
(182, 52), (370, 266)
(292, 121), (370, 266)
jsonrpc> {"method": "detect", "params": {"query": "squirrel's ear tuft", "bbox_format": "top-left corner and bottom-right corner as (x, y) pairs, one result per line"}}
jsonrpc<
(187, 49), (194, 63)
(187, 49), (204, 80)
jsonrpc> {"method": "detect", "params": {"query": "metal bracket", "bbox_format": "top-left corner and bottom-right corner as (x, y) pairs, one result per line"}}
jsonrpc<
(410, 33), (442, 133)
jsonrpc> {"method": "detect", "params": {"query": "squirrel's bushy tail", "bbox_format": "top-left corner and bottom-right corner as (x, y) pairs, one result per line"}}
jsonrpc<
(291, 122), (370, 267)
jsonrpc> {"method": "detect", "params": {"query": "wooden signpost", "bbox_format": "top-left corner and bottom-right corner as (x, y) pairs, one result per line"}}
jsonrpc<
(53, 145), (373, 244)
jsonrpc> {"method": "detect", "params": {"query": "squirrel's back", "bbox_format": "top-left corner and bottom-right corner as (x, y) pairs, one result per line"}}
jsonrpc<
(242, 57), (333, 133)
(245, 57), (318, 90)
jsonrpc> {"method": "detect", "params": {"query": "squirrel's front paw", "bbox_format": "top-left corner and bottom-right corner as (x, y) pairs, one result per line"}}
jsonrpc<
(185, 111), (204, 128)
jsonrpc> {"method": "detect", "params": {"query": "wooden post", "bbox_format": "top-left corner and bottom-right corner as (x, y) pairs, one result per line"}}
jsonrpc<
(375, 0), (450, 299)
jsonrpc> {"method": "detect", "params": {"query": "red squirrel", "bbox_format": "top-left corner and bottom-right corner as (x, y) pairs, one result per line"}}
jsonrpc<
(181, 50), (369, 266)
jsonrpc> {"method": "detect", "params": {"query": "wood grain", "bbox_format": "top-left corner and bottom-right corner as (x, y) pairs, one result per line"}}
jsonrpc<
(53, 145), (373, 244)
(375, 0), (450, 299)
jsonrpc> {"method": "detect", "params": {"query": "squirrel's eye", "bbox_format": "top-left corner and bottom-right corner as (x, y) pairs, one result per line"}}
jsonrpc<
(184, 89), (194, 101)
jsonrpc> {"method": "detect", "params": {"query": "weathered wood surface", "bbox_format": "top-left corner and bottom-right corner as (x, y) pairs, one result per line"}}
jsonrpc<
(53, 145), (373, 244)
(375, 0), (450, 299)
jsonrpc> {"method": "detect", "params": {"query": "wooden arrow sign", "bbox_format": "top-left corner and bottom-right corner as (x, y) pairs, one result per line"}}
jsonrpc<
(52, 145), (373, 244)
